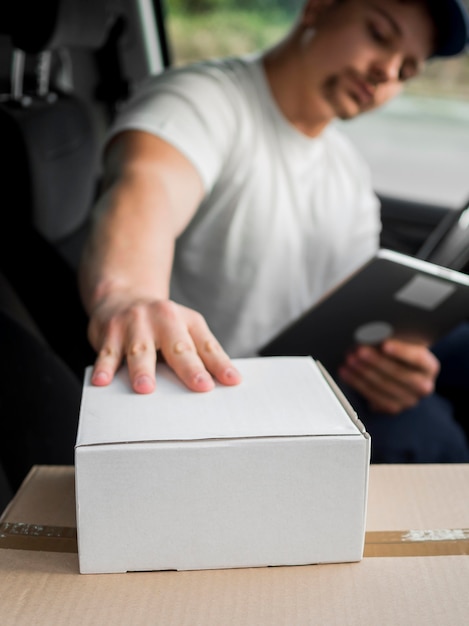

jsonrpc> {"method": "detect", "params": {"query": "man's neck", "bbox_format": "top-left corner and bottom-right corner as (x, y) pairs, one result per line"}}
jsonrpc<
(261, 32), (334, 138)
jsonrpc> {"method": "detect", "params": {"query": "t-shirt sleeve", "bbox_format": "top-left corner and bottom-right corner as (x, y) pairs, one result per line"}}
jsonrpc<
(106, 66), (240, 193)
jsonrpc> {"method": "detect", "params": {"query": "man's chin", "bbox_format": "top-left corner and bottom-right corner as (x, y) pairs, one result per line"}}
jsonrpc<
(334, 91), (378, 119)
(334, 101), (363, 120)
(322, 79), (362, 119)
(336, 108), (362, 120)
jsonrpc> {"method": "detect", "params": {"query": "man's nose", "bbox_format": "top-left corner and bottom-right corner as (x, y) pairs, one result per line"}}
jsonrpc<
(369, 53), (402, 84)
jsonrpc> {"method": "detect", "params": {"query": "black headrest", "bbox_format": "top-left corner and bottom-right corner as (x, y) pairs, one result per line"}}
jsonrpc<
(0, 92), (99, 241)
(3, 0), (117, 53)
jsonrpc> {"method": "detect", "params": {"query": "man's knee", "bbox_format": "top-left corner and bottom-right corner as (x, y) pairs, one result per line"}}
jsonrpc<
(339, 385), (469, 463)
(369, 394), (469, 463)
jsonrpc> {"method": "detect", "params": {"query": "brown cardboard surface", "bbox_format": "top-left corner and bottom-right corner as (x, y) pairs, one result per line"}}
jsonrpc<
(1, 464), (469, 625)
(366, 464), (469, 530)
(1, 550), (469, 626)
(364, 463), (469, 557)
(1, 465), (76, 527)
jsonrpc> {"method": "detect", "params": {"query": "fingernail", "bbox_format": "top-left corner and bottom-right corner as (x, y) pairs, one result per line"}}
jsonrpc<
(194, 372), (212, 385)
(192, 372), (215, 391)
(134, 375), (155, 393)
(92, 371), (109, 385)
(225, 367), (241, 381)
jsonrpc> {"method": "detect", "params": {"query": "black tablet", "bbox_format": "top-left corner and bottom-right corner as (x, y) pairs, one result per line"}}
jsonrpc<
(259, 249), (469, 375)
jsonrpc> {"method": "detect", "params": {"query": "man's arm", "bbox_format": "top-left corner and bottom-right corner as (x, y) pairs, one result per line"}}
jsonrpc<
(78, 130), (242, 393)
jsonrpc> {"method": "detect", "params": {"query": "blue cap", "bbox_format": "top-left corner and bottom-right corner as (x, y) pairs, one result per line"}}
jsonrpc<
(432, 0), (469, 57)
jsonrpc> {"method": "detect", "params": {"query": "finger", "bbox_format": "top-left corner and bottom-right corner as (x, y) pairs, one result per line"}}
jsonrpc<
(160, 333), (216, 392)
(348, 345), (436, 397)
(125, 340), (157, 394)
(381, 340), (440, 378)
(149, 301), (214, 392)
(188, 313), (242, 386)
(156, 302), (241, 392)
(194, 336), (242, 386)
(124, 320), (158, 395)
(87, 315), (126, 387)
(339, 364), (415, 414)
(340, 347), (421, 411)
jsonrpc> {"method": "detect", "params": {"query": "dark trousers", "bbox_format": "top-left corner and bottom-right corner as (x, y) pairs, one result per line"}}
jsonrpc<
(339, 323), (469, 463)
(0, 227), (94, 512)
(0, 310), (83, 512)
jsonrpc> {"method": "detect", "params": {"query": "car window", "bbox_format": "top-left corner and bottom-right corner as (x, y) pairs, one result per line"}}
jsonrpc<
(336, 57), (469, 210)
(164, 0), (469, 210)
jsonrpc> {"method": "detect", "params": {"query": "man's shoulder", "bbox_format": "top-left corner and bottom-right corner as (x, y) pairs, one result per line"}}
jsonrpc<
(138, 54), (262, 95)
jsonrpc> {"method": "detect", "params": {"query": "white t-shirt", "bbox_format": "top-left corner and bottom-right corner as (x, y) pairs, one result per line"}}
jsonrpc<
(107, 54), (381, 357)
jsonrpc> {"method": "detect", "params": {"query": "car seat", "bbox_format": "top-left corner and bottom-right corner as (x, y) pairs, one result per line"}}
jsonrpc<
(0, 0), (171, 509)
(0, 0), (120, 266)
(0, 0), (123, 377)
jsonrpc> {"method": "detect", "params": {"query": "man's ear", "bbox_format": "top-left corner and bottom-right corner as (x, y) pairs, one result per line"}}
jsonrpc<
(300, 0), (337, 28)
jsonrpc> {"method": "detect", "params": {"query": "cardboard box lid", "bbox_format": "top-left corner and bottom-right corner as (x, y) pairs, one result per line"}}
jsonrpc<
(76, 357), (364, 447)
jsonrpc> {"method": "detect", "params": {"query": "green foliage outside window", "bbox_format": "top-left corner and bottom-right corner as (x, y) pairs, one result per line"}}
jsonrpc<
(170, 0), (300, 12)
(165, 0), (300, 65)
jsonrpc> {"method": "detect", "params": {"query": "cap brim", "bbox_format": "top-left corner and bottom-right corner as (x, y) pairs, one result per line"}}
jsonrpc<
(433, 0), (469, 57)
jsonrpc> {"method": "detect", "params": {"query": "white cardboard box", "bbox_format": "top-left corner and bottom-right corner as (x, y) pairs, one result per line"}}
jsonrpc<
(75, 356), (370, 574)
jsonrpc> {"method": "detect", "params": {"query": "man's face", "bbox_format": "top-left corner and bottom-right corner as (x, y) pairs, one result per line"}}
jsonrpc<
(307, 0), (436, 120)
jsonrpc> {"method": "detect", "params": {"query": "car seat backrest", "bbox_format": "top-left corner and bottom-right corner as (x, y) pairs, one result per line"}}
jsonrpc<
(0, 1), (168, 379)
(0, 0), (118, 267)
